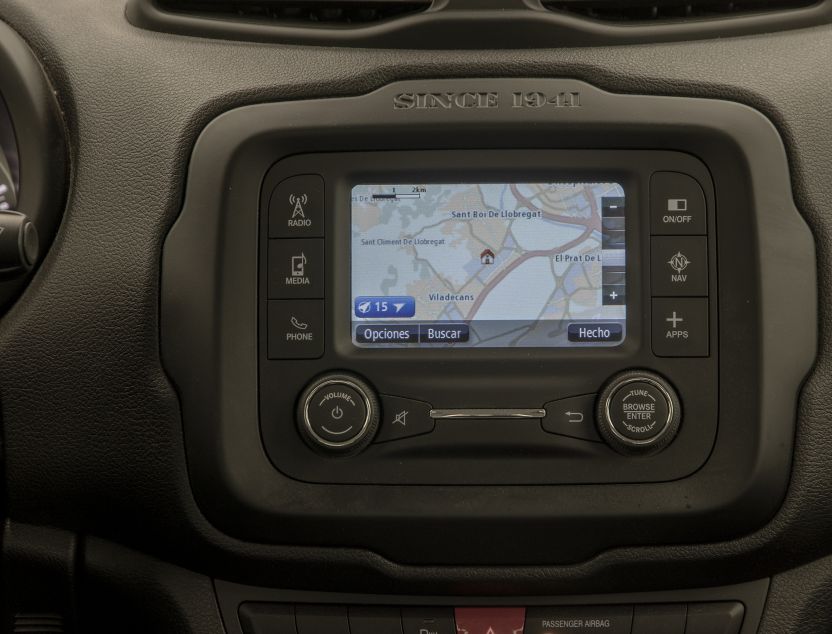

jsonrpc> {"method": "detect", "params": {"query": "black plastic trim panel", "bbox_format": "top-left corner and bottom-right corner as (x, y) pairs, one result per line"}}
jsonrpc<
(125, 0), (832, 49)
(160, 78), (816, 566)
(214, 578), (769, 634)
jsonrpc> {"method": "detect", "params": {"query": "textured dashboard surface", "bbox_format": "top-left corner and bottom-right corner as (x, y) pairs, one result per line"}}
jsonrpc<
(0, 0), (829, 602)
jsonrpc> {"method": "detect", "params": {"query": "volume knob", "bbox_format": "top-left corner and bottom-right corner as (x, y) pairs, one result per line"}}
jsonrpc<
(596, 370), (681, 455)
(297, 373), (379, 455)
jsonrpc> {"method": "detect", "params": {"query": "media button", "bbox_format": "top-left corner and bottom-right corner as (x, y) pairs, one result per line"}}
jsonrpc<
(420, 324), (469, 344)
(568, 323), (623, 343)
(268, 238), (324, 299)
(269, 174), (324, 238)
(355, 324), (419, 344)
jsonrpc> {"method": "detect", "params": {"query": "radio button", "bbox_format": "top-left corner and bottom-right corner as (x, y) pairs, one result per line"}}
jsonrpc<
(651, 236), (708, 297)
(269, 174), (324, 238)
(542, 394), (601, 442)
(650, 172), (707, 235)
(268, 238), (324, 299)
(375, 395), (434, 443)
(267, 300), (324, 359)
(652, 298), (709, 357)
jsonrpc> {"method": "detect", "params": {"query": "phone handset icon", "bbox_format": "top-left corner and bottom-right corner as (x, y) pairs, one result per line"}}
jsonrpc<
(290, 316), (309, 331)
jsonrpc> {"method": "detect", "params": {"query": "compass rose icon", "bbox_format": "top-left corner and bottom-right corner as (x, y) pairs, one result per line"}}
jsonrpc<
(668, 251), (691, 274)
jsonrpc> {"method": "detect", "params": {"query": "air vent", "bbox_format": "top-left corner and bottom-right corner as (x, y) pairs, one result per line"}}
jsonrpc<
(13, 614), (64, 633)
(544, 0), (821, 21)
(154, 0), (430, 24)
(127, 0), (832, 48)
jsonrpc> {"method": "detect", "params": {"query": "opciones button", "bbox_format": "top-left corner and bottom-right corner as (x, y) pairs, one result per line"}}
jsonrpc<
(525, 605), (633, 634)
(652, 297), (709, 357)
(269, 174), (324, 238)
(542, 394), (601, 442)
(267, 300), (324, 359)
(650, 172), (707, 235)
(348, 606), (403, 634)
(632, 604), (686, 634)
(268, 238), (325, 299)
(454, 607), (526, 634)
(296, 605), (350, 634)
(651, 236), (708, 297)
(685, 602), (744, 634)
(401, 608), (455, 634)
(375, 395), (435, 443)
(356, 324), (419, 345)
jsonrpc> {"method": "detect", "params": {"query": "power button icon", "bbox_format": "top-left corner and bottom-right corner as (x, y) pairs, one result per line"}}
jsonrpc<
(298, 373), (380, 454)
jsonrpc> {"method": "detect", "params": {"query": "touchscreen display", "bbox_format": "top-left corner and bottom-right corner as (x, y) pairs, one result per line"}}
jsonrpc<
(350, 182), (626, 348)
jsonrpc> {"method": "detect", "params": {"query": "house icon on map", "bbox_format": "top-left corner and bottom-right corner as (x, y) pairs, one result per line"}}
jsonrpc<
(480, 248), (495, 265)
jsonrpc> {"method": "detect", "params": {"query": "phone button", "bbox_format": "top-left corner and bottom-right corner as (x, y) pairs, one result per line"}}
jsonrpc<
(267, 299), (324, 359)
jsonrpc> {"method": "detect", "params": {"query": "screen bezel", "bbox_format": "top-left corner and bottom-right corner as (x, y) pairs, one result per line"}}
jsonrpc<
(330, 153), (642, 363)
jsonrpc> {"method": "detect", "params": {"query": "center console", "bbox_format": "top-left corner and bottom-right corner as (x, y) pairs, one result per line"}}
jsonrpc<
(161, 78), (815, 567)
(260, 149), (717, 483)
